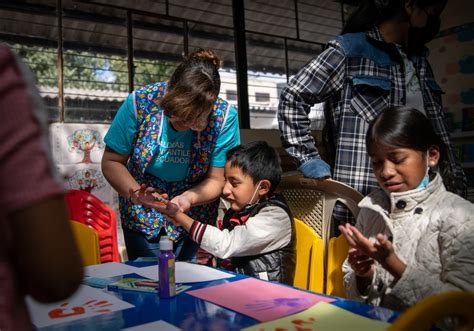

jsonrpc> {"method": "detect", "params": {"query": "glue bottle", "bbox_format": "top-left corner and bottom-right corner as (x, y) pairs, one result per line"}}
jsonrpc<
(158, 236), (176, 298)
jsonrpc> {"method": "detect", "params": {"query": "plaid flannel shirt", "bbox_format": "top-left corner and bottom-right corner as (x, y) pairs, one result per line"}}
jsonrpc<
(278, 27), (466, 199)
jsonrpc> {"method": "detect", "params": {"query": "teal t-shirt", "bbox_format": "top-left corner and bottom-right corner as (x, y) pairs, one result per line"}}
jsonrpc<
(104, 92), (240, 182)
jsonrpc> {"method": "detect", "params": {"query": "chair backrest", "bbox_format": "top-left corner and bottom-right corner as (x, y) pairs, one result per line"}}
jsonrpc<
(278, 173), (363, 295)
(70, 220), (101, 266)
(388, 291), (474, 331)
(278, 173), (363, 242)
(65, 189), (120, 263)
(293, 218), (324, 293)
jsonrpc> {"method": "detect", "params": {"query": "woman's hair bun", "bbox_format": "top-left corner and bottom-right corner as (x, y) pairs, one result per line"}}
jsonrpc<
(188, 48), (223, 69)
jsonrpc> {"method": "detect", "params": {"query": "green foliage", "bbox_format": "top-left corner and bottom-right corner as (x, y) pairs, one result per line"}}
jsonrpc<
(12, 44), (176, 91)
(14, 44), (58, 87)
(134, 58), (176, 87)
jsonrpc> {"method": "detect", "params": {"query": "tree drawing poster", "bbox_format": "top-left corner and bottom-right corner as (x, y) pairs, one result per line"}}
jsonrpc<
(50, 123), (108, 165)
(49, 123), (119, 208)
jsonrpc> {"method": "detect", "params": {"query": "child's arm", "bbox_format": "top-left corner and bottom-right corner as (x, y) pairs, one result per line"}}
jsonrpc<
(164, 205), (194, 232)
(389, 205), (474, 307)
(195, 206), (293, 259)
(140, 199), (292, 260)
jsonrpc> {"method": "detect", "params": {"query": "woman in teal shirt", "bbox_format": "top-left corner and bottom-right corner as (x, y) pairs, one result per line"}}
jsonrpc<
(102, 49), (240, 260)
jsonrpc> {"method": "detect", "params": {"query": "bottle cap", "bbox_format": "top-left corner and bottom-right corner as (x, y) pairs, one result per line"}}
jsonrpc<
(159, 236), (173, 251)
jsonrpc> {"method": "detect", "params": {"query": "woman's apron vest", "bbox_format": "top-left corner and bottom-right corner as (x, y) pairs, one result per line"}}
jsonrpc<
(119, 82), (228, 240)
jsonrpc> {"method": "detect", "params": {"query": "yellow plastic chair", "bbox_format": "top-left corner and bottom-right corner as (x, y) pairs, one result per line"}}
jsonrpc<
(388, 291), (474, 331)
(70, 220), (101, 266)
(326, 234), (349, 298)
(293, 218), (324, 293)
(279, 173), (363, 295)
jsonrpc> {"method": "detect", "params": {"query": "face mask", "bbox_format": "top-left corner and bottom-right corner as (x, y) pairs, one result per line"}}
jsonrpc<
(238, 181), (262, 215)
(416, 151), (431, 189)
(416, 172), (430, 189)
(408, 13), (441, 48)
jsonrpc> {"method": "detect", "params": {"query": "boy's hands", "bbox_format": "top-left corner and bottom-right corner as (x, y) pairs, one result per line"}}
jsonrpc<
(128, 185), (196, 231)
(339, 223), (406, 281)
(129, 184), (168, 208)
(196, 248), (216, 267)
(129, 184), (193, 214)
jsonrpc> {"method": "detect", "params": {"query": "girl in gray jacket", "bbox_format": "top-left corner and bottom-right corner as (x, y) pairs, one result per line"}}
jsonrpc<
(339, 106), (474, 312)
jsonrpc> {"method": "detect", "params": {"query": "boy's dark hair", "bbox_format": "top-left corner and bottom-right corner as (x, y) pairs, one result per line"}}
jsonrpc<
(342, 0), (447, 34)
(226, 141), (282, 195)
(366, 106), (460, 194)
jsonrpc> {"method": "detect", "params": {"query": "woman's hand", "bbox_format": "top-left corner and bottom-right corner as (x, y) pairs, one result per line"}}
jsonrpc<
(128, 184), (169, 209)
(338, 223), (406, 280)
(128, 185), (182, 225)
(170, 194), (192, 213)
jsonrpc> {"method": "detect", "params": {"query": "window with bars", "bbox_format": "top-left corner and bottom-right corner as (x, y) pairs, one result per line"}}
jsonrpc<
(0, 0), (343, 126)
(226, 89), (237, 100)
(255, 92), (270, 103)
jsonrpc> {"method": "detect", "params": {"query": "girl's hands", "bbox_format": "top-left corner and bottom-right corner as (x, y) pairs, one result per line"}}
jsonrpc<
(347, 248), (375, 278)
(339, 223), (392, 262)
(338, 223), (406, 280)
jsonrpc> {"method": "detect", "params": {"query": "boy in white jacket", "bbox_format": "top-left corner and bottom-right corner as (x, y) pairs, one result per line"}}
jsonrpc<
(339, 107), (474, 312)
(131, 141), (296, 284)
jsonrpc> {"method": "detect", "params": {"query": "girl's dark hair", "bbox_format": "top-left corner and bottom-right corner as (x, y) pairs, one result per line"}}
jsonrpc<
(366, 106), (458, 192)
(161, 48), (222, 130)
(226, 141), (282, 195)
(342, 0), (447, 34)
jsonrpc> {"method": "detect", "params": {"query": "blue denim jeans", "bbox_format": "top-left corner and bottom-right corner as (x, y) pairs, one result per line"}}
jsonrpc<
(123, 227), (198, 262)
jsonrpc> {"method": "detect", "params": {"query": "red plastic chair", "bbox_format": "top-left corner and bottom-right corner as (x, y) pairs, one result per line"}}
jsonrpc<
(65, 189), (120, 263)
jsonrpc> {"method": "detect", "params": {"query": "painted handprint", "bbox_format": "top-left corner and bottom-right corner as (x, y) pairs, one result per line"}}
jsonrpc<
(289, 317), (317, 331)
(244, 297), (311, 315)
(48, 299), (113, 318)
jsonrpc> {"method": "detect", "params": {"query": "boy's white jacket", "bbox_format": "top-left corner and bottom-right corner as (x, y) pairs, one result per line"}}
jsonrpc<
(343, 173), (474, 311)
(200, 205), (292, 259)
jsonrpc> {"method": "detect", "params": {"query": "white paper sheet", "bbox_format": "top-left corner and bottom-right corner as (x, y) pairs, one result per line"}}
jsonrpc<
(121, 320), (181, 331)
(135, 262), (235, 283)
(26, 285), (134, 328)
(84, 262), (139, 278)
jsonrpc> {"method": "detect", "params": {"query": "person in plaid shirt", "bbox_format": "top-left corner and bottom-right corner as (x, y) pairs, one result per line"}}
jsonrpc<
(278, 0), (466, 225)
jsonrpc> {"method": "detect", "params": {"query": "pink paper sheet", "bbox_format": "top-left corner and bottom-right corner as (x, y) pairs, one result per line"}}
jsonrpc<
(187, 278), (336, 322)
